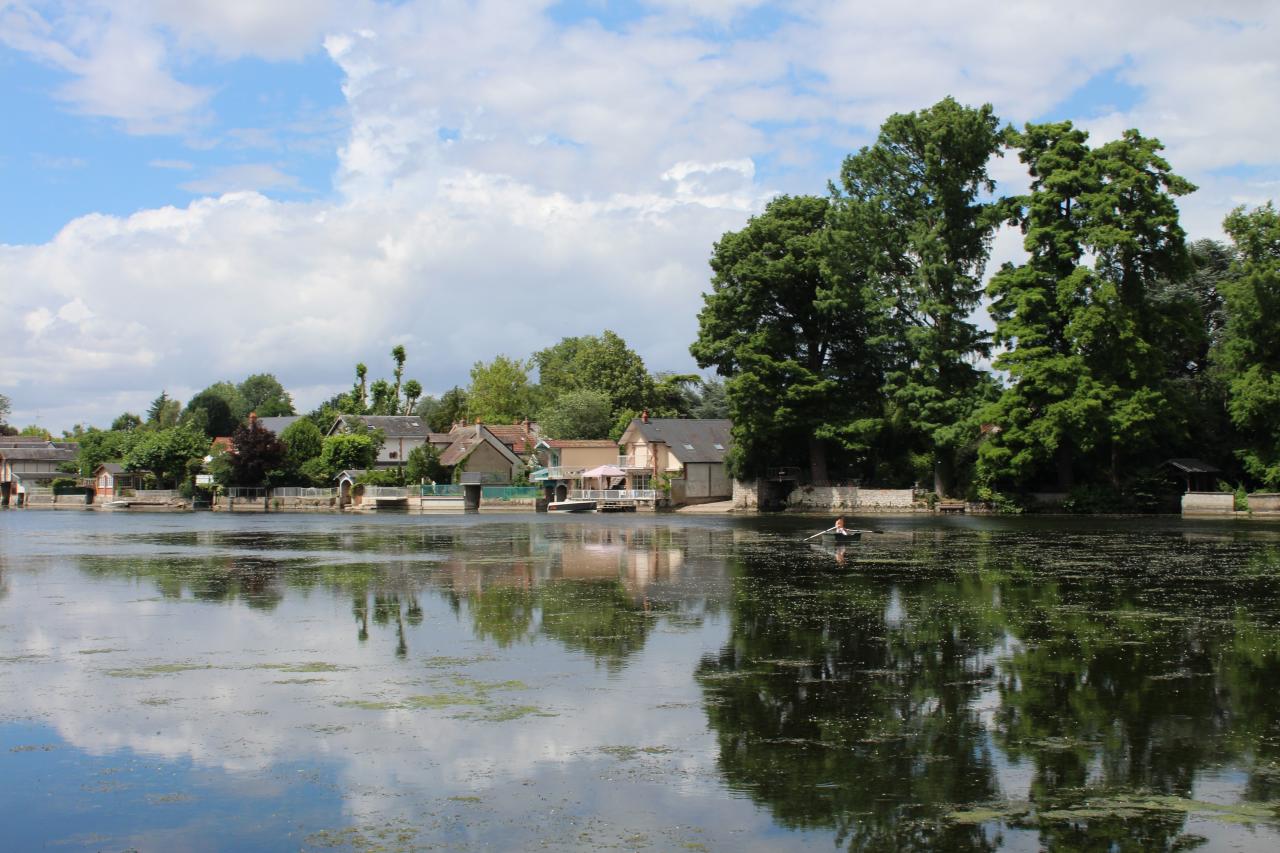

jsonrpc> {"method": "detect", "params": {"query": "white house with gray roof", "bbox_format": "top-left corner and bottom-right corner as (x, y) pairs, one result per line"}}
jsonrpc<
(327, 415), (435, 469)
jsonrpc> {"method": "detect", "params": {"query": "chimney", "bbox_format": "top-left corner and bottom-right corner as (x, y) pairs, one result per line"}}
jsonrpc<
(641, 409), (649, 424)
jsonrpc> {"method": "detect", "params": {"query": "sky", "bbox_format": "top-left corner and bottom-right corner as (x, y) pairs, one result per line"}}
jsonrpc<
(2, 0), (1278, 434)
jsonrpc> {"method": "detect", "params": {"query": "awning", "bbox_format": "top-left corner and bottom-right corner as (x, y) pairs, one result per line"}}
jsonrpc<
(580, 464), (626, 479)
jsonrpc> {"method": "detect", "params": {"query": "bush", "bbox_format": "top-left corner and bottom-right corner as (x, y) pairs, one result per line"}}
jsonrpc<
(976, 485), (1023, 514)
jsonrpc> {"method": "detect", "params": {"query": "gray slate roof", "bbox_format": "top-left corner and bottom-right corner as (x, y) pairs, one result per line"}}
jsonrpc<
(1163, 458), (1222, 474)
(256, 416), (302, 435)
(332, 415), (433, 439)
(631, 419), (732, 464)
(0, 446), (78, 462)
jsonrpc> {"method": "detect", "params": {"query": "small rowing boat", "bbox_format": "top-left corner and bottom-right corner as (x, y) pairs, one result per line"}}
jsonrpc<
(548, 499), (597, 513)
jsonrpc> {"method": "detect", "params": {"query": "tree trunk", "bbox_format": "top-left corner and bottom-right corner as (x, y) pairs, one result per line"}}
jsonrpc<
(1109, 443), (1121, 489)
(933, 454), (952, 497)
(1055, 442), (1074, 491)
(808, 436), (828, 485)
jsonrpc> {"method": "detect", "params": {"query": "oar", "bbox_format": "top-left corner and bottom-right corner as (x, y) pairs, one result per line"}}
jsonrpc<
(803, 526), (837, 541)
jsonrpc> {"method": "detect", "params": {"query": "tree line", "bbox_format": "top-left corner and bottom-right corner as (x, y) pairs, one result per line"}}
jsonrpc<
(36, 331), (727, 490)
(692, 97), (1280, 505)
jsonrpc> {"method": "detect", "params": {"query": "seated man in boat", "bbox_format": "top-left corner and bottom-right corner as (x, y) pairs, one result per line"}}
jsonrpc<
(834, 516), (847, 535)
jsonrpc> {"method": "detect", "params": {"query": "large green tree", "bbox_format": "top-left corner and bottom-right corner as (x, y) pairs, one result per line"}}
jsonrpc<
(279, 418), (325, 482)
(533, 331), (655, 421)
(1074, 130), (1196, 485)
(237, 373), (294, 417)
(832, 96), (1004, 494)
(467, 355), (534, 423)
(421, 386), (469, 432)
(692, 194), (883, 482)
(146, 391), (182, 428)
(182, 383), (244, 438)
(536, 388), (613, 440)
(979, 123), (1198, 491)
(1216, 202), (1280, 487)
(124, 425), (209, 488)
(979, 122), (1102, 490)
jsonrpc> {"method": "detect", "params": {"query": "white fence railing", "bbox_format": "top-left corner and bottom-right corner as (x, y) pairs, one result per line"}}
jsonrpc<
(226, 487), (267, 499)
(270, 487), (335, 499)
(364, 486), (410, 498)
(571, 489), (657, 501)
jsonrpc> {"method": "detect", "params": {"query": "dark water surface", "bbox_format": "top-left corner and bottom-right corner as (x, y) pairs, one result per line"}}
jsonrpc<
(3, 510), (1280, 851)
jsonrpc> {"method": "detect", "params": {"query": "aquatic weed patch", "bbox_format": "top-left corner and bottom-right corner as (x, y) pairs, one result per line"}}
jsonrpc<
(104, 663), (211, 678)
(946, 793), (1280, 828)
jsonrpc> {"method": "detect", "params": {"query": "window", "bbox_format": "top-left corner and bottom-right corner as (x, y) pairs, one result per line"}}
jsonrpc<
(713, 443), (724, 450)
(683, 443), (694, 450)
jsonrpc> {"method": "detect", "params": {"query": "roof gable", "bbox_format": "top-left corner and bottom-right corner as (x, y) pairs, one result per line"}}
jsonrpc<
(624, 418), (732, 463)
(439, 425), (523, 467)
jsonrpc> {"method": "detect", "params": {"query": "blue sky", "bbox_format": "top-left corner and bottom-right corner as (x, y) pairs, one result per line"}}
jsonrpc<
(2, 1), (1278, 432)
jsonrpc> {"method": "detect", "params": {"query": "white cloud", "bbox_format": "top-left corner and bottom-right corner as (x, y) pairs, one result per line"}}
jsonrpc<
(3, 1), (1280, 432)
(179, 163), (304, 194)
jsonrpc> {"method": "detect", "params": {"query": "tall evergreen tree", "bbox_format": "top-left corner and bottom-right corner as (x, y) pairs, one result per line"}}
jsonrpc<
(979, 122), (1102, 489)
(832, 97), (1004, 494)
(692, 194), (882, 482)
(1217, 203), (1280, 487)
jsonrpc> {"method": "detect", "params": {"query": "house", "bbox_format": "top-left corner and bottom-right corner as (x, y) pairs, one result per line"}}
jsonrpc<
(0, 439), (79, 506)
(92, 462), (142, 502)
(328, 415), (434, 468)
(536, 439), (620, 473)
(438, 424), (524, 484)
(618, 414), (732, 504)
(532, 438), (622, 499)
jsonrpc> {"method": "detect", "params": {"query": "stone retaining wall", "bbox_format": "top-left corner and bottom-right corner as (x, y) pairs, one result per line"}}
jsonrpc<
(764, 483), (917, 512)
(1181, 492), (1234, 515)
(1249, 493), (1280, 514)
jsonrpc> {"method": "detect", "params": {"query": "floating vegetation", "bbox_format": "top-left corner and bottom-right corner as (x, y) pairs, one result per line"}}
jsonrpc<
(455, 704), (557, 722)
(306, 819), (422, 852)
(272, 677), (329, 685)
(250, 661), (348, 673)
(104, 663), (211, 678)
(946, 794), (1280, 828)
(77, 648), (121, 655)
(403, 693), (488, 708)
(598, 745), (674, 761)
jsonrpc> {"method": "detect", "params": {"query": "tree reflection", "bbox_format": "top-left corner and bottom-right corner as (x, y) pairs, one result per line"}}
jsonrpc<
(699, 530), (1280, 851)
(696, 552), (1005, 851)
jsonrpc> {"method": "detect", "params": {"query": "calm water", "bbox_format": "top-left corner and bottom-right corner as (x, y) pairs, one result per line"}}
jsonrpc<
(3, 510), (1280, 851)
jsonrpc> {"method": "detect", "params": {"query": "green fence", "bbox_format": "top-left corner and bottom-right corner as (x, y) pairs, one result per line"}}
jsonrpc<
(420, 484), (463, 496)
(481, 486), (542, 501)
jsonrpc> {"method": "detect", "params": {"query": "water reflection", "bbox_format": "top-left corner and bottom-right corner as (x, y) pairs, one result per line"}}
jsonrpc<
(3, 513), (1280, 850)
(698, 525), (1280, 851)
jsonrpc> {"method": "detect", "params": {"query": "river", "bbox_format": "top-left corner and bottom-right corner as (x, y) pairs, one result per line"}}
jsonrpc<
(2, 510), (1280, 851)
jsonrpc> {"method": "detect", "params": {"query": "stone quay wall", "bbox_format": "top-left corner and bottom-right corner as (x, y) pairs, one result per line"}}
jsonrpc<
(1181, 492), (1234, 515)
(733, 480), (917, 512)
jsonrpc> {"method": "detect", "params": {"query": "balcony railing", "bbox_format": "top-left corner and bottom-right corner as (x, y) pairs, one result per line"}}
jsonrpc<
(571, 489), (657, 501)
